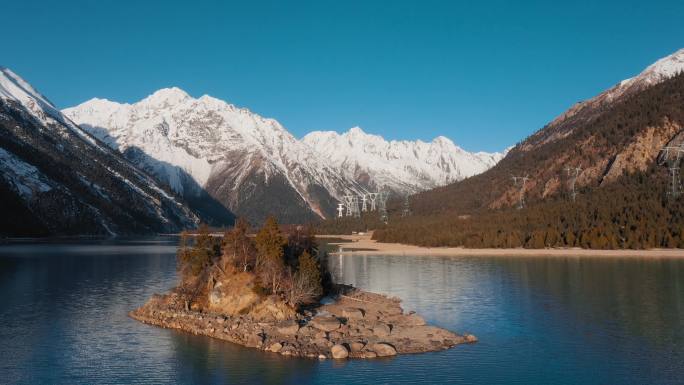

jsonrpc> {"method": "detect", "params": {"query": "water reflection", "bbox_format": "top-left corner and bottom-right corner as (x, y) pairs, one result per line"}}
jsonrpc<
(329, 254), (684, 385)
(0, 241), (682, 385)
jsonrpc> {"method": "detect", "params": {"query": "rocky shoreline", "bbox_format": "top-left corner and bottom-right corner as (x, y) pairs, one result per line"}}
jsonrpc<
(130, 287), (476, 360)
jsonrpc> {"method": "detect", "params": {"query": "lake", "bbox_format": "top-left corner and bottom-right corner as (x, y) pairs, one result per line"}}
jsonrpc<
(0, 238), (682, 384)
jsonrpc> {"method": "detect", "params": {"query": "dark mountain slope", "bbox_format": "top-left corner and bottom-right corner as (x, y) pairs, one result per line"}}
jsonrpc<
(0, 68), (198, 236)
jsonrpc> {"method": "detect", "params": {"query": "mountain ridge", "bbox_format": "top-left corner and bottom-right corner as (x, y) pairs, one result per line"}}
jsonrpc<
(63, 88), (369, 224)
(371, 48), (684, 249)
(0, 68), (199, 236)
(64, 90), (504, 223)
(303, 126), (508, 193)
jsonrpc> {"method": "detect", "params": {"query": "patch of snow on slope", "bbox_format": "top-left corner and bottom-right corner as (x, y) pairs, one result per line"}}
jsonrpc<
(0, 67), (109, 152)
(0, 147), (54, 199)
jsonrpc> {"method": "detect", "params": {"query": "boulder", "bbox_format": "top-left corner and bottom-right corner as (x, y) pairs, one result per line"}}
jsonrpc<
(296, 326), (315, 336)
(331, 344), (349, 359)
(280, 346), (296, 356)
(371, 343), (397, 357)
(328, 331), (343, 340)
(276, 320), (300, 336)
(372, 323), (391, 337)
(245, 333), (263, 347)
(310, 316), (341, 332)
(268, 342), (283, 352)
(314, 330), (327, 339)
(349, 341), (365, 352)
(342, 307), (364, 319)
(464, 334), (478, 343)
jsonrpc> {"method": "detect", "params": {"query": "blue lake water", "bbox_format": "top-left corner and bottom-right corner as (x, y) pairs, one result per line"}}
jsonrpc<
(0, 238), (682, 384)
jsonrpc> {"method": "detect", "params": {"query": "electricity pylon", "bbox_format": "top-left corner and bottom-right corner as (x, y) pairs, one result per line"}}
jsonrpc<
(401, 195), (411, 217)
(368, 193), (379, 211)
(377, 191), (390, 223)
(336, 203), (344, 218)
(565, 166), (582, 202)
(511, 175), (530, 209)
(343, 195), (354, 216)
(659, 145), (684, 199)
(351, 195), (361, 218)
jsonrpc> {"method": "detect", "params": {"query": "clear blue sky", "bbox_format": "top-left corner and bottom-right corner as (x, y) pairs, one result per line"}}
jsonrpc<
(4, 0), (684, 152)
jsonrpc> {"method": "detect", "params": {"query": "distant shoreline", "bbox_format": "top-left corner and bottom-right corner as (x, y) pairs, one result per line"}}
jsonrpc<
(319, 234), (684, 258)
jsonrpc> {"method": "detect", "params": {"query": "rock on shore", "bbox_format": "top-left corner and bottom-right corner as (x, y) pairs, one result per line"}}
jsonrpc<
(130, 287), (475, 360)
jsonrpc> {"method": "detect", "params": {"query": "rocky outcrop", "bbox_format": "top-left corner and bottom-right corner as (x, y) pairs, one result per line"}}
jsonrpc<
(130, 287), (475, 360)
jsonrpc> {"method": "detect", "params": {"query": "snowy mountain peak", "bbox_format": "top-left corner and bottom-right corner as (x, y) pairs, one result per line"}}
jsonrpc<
(620, 48), (684, 90)
(64, 88), (370, 222)
(303, 127), (506, 193)
(348, 126), (366, 135)
(0, 67), (106, 150)
(64, 87), (505, 221)
(0, 67), (59, 116)
(79, 97), (128, 113)
(544, 48), (684, 138)
(140, 87), (191, 107)
(431, 135), (456, 147)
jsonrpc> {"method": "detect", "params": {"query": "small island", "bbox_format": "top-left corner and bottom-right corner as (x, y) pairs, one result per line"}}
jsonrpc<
(130, 218), (476, 359)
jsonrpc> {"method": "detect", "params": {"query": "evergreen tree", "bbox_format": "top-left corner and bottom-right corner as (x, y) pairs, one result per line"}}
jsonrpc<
(255, 216), (287, 293)
(222, 217), (255, 271)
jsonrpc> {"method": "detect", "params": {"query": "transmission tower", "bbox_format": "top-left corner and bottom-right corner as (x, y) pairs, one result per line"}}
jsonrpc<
(361, 194), (368, 212)
(377, 191), (390, 223)
(511, 175), (530, 209)
(343, 195), (354, 216)
(336, 203), (345, 218)
(659, 145), (684, 199)
(565, 166), (582, 202)
(351, 195), (361, 218)
(401, 195), (411, 217)
(368, 193), (379, 211)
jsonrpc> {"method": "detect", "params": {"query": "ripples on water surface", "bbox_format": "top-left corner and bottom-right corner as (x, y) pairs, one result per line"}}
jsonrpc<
(0, 239), (682, 384)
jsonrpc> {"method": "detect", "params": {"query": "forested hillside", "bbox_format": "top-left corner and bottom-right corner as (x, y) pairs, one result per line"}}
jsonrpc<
(362, 73), (684, 249)
(408, 72), (684, 216)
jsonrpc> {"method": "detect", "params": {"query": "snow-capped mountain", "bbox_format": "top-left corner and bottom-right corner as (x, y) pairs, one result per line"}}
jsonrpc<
(63, 89), (366, 224)
(303, 127), (508, 193)
(528, 48), (684, 150)
(0, 67), (197, 236)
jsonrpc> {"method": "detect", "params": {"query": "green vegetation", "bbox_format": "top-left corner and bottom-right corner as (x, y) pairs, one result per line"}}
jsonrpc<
(178, 224), (221, 276)
(374, 168), (684, 249)
(178, 217), (325, 308)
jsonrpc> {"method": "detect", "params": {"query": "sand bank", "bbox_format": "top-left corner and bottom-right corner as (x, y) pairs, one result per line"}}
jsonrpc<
(319, 234), (684, 258)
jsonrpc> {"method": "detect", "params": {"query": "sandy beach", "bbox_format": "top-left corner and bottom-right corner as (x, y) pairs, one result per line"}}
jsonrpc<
(320, 233), (684, 258)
